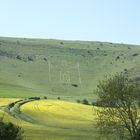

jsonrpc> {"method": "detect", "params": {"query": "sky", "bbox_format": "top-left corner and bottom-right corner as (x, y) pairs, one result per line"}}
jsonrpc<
(0, 0), (140, 44)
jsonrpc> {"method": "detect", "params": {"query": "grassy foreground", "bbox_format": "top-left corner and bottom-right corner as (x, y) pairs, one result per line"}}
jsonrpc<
(0, 98), (99, 140)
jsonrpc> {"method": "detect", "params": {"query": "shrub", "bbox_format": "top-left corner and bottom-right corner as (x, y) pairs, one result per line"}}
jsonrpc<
(60, 42), (64, 45)
(28, 97), (40, 100)
(0, 118), (23, 140)
(27, 56), (34, 61)
(82, 99), (89, 105)
(16, 55), (22, 60)
(103, 54), (107, 56)
(91, 102), (97, 106)
(124, 68), (127, 72)
(132, 53), (138, 56)
(71, 84), (78, 87)
(57, 97), (61, 100)
(43, 96), (47, 99)
(115, 56), (120, 61)
(8, 103), (15, 109)
(43, 58), (47, 61)
(76, 99), (81, 103)
(87, 50), (91, 54)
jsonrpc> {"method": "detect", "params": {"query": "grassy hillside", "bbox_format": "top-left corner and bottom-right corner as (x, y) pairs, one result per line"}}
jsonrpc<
(0, 38), (139, 140)
(0, 37), (140, 101)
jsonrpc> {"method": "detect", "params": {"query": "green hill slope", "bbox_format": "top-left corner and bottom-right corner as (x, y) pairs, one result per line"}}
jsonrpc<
(0, 37), (140, 101)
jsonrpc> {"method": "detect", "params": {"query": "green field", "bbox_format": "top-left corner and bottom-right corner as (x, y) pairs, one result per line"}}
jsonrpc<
(0, 37), (140, 139)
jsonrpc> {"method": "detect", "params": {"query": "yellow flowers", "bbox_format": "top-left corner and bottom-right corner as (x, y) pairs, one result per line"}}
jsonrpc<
(21, 100), (97, 128)
(0, 98), (97, 139)
(0, 98), (20, 107)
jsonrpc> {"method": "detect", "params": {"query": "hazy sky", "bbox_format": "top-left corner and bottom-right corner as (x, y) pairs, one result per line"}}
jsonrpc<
(0, 0), (140, 44)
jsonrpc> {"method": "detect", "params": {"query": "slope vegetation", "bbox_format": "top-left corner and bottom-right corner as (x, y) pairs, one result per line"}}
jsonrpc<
(0, 37), (140, 101)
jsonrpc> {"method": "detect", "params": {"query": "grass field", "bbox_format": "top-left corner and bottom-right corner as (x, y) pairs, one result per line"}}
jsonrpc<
(0, 98), (19, 106)
(0, 98), (99, 140)
(0, 37), (140, 139)
(20, 100), (96, 128)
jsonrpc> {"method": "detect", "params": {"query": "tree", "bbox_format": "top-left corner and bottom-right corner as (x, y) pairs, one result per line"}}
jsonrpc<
(76, 99), (81, 103)
(43, 96), (47, 99)
(82, 99), (89, 105)
(16, 55), (22, 60)
(96, 73), (140, 140)
(0, 117), (23, 140)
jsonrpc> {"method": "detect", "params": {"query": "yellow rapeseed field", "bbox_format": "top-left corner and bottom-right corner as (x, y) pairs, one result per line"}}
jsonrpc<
(0, 98), (97, 140)
(21, 100), (97, 129)
(0, 98), (20, 107)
